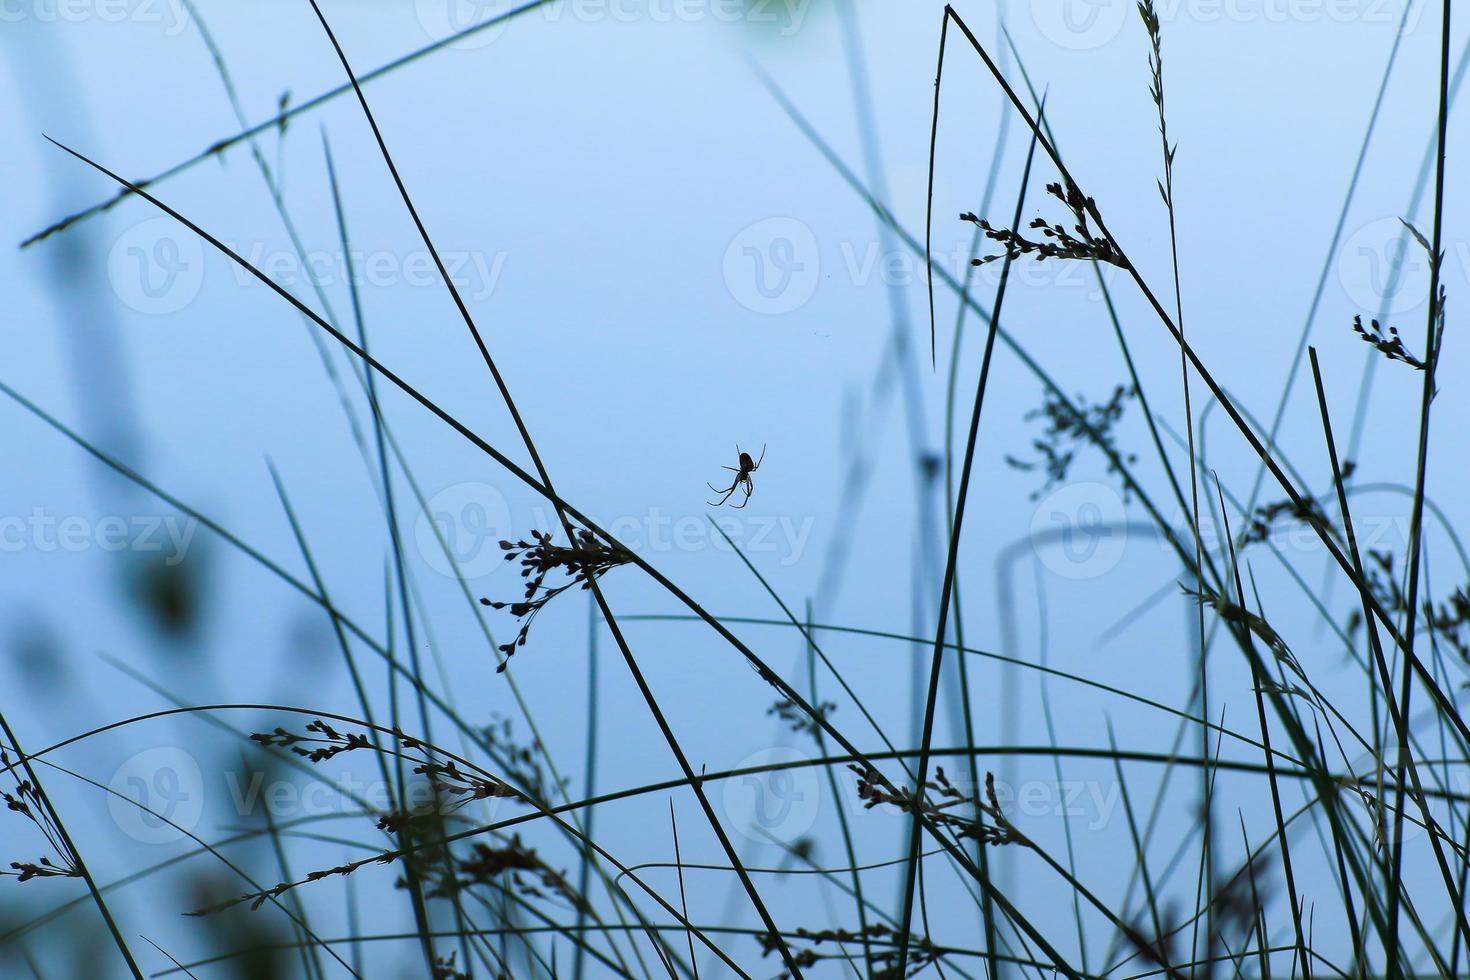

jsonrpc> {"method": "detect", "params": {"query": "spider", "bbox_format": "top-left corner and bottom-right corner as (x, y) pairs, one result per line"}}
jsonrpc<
(707, 445), (765, 508)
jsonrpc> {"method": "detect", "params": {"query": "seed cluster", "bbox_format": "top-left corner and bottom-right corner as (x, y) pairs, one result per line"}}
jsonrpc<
(962, 180), (1125, 269)
(480, 526), (632, 672)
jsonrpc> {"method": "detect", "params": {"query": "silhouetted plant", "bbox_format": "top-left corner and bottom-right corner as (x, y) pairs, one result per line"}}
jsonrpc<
(1237, 462), (1352, 547)
(962, 179), (1126, 268)
(1352, 316), (1427, 370)
(1183, 585), (1304, 681)
(758, 924), (942, 979)
(851, 765), (1022, 847)
(480, 526), (632, 672)
(768, 696), (836, 736)
(0, 746), (79, 884)
(1006, 383), (1138, 498)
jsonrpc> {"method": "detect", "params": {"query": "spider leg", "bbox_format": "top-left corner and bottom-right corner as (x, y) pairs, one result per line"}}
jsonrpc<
(729, 476), (754, 508)
(707, 480), (739, 507)
(755, 444), (766, 468)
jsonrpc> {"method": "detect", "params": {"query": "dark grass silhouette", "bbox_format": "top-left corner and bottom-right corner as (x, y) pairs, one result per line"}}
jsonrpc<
(3, 1), (1470, 977)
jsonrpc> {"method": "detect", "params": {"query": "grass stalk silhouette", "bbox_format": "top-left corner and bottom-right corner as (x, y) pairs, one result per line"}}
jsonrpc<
(9, 4), (1470, 974)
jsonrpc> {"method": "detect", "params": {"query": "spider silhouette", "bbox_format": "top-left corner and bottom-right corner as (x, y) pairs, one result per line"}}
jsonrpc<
(707, 445), (765, 508)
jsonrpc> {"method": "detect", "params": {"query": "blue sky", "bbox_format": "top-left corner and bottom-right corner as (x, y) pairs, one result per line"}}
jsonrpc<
(2, 0), (1468, 974)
